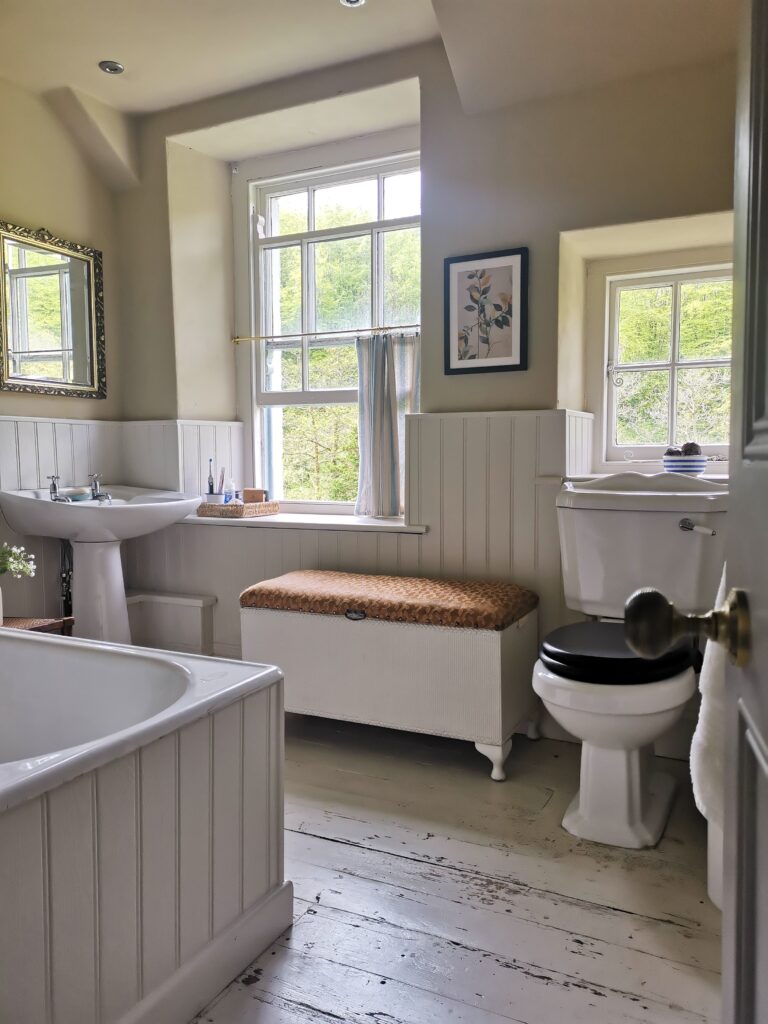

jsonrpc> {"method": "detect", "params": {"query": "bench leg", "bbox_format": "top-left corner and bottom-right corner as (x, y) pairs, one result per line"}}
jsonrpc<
(475, 740), (512, 782)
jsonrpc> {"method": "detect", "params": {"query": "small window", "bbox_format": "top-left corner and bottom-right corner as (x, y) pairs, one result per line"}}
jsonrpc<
(605, 267), (732, 462)
(252, 158), (421, 505)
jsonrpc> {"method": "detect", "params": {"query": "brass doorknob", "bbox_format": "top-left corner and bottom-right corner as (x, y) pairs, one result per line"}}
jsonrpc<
(624, 587), (751, 667)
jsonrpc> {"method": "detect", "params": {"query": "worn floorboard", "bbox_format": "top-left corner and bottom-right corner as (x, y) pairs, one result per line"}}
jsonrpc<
(194, 715), (721, 1024)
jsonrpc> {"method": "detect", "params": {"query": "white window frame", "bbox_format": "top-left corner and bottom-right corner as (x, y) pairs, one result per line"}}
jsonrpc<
(603, 263), (732, 463)
(582, 247), (734, 474)
(248, 153), (420, 510)
(7, 259), (73, 381)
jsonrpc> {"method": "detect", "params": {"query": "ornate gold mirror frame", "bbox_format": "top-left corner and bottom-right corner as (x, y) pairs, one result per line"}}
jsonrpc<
(0, 221), (106, 398)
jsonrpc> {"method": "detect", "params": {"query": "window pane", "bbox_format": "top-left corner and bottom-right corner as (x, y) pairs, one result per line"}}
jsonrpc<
(615, 369), (670, 445)
(383, 228), (420, 327)
(617, 286), (673, 363)
(384, 171), (421, 219)
(266, 404), (359, 501)
(265, 245), (301, 336)
(313, 235), (371, 333)
(675, 365), (731, 445)
(6, 240), (66, 268)
(308, 340), (358, 390)
(264, 344), (302, 392)
(24, 274), (64, 350)
(314, 179), (377, 230)
(269, 192), (308, 236)
(11, 356), (66, 379)
(679, 279), (732, 360)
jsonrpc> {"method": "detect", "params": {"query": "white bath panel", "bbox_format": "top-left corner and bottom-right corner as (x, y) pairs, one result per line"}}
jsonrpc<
(0, 645), (289, 1024)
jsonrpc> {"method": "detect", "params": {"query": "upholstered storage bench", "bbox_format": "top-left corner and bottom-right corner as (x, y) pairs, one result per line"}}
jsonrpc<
(240, 570), (539, 780)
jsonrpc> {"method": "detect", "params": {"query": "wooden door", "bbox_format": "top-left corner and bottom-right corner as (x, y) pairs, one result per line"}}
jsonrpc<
(722, 0), (768, 1019)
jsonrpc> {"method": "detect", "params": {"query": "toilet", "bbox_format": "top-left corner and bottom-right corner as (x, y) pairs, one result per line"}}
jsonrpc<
(533, 472), (728, 848)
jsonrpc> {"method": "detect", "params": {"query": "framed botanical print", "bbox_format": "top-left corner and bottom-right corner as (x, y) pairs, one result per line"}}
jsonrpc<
(444, 246), (529, 374)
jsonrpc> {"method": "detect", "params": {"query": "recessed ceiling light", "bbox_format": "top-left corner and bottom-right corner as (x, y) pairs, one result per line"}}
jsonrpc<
(98, 60), (125, 75)
(340, 0), (366, 7)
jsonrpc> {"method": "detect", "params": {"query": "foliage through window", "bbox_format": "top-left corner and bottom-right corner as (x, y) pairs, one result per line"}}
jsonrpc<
(253, 159), (420, 503)
(5, 242), (75, 381)
(606, 267), (732, 460)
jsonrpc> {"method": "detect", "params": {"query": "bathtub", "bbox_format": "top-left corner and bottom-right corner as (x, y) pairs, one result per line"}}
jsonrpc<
(0, 628), (292, 1024)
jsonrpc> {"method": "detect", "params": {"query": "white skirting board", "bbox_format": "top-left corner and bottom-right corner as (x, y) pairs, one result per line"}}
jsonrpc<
(117, 883), (293, 1024)
(241, 607), (539, 776)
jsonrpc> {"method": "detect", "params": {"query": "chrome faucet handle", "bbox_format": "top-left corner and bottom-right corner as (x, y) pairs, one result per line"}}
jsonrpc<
(47, 475), (71, 502)
(88, 472), (101, 482)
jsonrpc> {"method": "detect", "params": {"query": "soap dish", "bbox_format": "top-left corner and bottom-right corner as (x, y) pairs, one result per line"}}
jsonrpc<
(61, 486), (92, 501)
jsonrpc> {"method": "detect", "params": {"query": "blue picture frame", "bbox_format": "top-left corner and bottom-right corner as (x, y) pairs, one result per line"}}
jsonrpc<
(444, 246), (529, 375)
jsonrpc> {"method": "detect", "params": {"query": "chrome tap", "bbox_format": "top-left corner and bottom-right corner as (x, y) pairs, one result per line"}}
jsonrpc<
(47, 475), (71, 503)
(89, 473), (112, 504)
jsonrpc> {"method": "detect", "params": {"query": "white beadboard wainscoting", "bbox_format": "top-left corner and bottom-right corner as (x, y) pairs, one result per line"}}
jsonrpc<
(125, 411), (593, 658)
(0, 415), (243, 618)
(0, 683), (288, 1024)
(122, 420), (245, 494)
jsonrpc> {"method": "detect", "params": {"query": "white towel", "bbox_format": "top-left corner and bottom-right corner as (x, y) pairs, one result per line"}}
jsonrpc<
(690, 566), (727, 829)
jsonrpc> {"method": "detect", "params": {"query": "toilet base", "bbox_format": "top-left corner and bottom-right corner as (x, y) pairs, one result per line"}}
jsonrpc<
(562, 742), (677, 849)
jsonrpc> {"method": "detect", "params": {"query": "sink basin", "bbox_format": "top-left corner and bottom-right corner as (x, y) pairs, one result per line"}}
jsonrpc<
(0, 486), (201, 643)
(0, 486), (201, 543)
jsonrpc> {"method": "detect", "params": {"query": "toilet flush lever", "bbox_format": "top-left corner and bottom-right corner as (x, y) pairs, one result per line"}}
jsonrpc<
(679, 517), (716, 536)
(624, 587), (751, 668)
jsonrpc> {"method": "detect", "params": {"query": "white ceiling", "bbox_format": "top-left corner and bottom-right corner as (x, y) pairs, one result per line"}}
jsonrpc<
(0, 0), (438, 114)
(172, 79), (420, 162)
(0, 0), (740, 120)
(432, 0), (739, 114)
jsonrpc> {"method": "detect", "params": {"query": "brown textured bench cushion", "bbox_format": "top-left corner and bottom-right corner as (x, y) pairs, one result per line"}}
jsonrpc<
(240, 570), (538, 631)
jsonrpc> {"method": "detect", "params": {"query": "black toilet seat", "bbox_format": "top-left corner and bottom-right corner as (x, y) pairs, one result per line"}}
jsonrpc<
(539, 621), (695, 685)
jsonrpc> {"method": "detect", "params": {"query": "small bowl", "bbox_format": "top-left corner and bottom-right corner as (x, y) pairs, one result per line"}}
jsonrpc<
(203, 493), (226, 504)
(662, 455), (708, 476)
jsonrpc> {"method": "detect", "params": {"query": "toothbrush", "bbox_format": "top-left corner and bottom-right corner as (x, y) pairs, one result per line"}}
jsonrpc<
(218, 467), (225, 494)
(207, 459), (215, 495)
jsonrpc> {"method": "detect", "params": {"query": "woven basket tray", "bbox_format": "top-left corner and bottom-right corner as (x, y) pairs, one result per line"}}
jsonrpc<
(197, 500), (281, 519)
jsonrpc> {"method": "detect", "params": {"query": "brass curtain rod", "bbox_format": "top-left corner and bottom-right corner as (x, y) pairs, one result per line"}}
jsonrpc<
(232, 323), (421, 344)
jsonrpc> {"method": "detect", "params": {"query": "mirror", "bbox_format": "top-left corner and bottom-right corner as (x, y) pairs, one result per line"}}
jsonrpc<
(0, 222), (106, 398)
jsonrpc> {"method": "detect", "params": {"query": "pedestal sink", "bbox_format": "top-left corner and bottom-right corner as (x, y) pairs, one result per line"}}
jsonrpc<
(0, 486), (201, 643)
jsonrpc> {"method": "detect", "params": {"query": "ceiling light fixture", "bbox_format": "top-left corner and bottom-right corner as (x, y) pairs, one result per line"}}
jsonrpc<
(98, 60), (125, 75)
(340, 0), (366, 7)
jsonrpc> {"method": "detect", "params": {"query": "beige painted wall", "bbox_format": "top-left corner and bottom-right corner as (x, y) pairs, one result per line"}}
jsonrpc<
(116, 114), (178, 420)
(116, 45), (437, 420)
(166, 142), (236, 420)
(420, 51), (736, 412)
(0, 40), (737, 424)
(0, 75), (121, 419)
(116, 42), (736, 422)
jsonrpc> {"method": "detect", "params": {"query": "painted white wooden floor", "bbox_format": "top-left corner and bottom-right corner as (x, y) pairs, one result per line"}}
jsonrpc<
(194, 716), (721, 1024)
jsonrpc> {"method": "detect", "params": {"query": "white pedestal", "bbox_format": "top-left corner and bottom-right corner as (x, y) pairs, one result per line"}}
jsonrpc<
(71, 541), (131, 643)
(562, 742), (677, 848)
